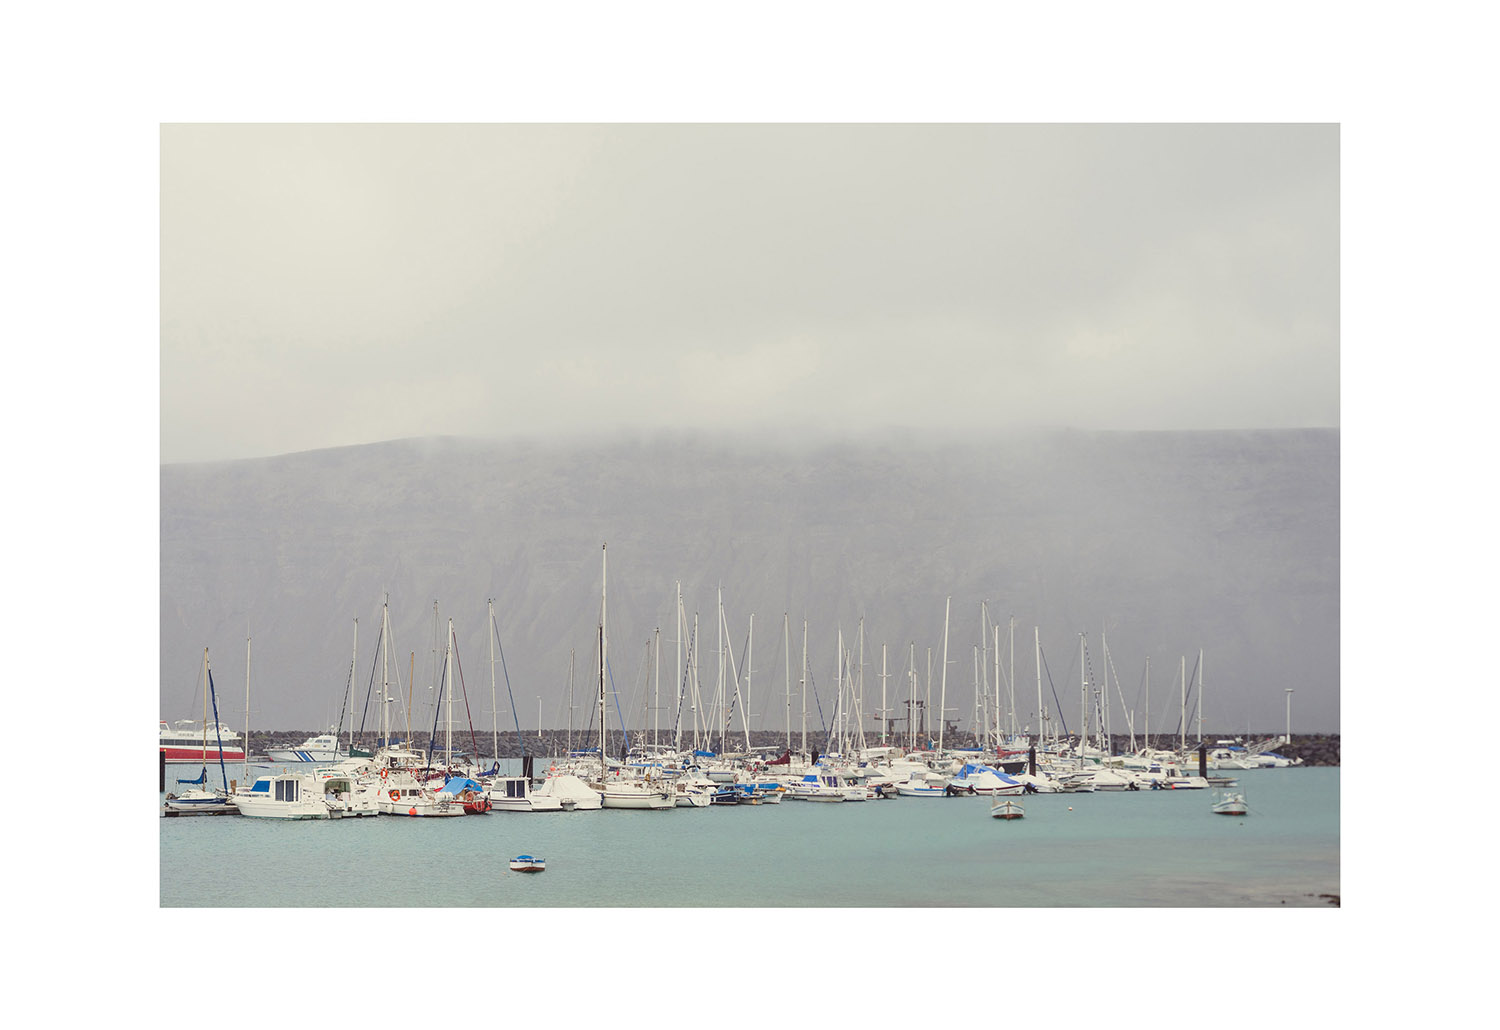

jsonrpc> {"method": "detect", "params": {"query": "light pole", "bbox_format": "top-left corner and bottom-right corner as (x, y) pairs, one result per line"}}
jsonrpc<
(1284, 689), (1294, 745)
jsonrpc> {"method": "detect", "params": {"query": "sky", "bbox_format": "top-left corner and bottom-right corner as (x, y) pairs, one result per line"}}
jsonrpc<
(160, 123), (1338, 462)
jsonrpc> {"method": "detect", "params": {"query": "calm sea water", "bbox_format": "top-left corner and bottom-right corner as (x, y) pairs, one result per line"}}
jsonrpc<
(159, 765), (1338, 908)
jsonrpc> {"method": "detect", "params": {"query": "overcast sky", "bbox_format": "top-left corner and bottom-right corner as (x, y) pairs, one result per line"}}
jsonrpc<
(160, 123), (1337, 462)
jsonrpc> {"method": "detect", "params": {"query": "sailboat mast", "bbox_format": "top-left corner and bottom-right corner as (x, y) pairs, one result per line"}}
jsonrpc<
(1080, 634), (1087, 754)
(381, 600), (390, 749)
(243, 633), (252, 786)
(348, 619), (357, 755)
(1199, 648), (1205, 747)
(1008, 615), (1016, 740)
(594, 542), (600, 779)
(1180, 655), (1187, 752)
(744, 614), (754, 752)
(445, 618), (454, 769)
(994, 623), (1001, 750)
(653, 626), (660, 751)
(835, 626), (844, 753)
(489, 600), (499, 769)
(938, 597), (950, 752)
(200, 647), (209, 768)
(784, 613), (791, 753)
(675, 583), (683, 753)
(908, 642), (916, 751)
(1034, 627), (1042, 748)
(800, 620), (808, 754)
(880, 643), (888, 746)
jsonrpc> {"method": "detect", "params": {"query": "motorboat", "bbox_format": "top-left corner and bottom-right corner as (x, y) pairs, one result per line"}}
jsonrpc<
(895, 772), (955, 797)
(949, 762), (1027, 795)
(266, 732), (348, 764)
(1212, 791), (1248, 815)
(231, 772), (335, 819)
(510, 855), (546, 872)
(990, 798), (1025, 820)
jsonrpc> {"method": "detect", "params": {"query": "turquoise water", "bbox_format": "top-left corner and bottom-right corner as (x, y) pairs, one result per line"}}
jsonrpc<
(159, 766), (1338, 907)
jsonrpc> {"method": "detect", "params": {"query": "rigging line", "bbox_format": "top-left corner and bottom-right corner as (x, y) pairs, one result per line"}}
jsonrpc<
(451, 638), (482, 768)
(357, 618), (384, 737)
(427, 650), (449, 773)
(1038, 644), (1070, 739)
(207, 668), (230, 792)
(721, 627), (752, 750)
(491, 612), (525, 754)
(335, 658), (353, 741)
(671, 626), (696, 741)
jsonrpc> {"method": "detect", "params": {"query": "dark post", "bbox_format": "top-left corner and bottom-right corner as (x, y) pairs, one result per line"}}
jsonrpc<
(522, 755), (534, 780)
(160, 750), (166, 793)
(1028, 745), (1036, 777)
(1198, 741), (1207, 778)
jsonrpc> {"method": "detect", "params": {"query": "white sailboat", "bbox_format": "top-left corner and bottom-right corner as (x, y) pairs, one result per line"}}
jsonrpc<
(163, 649), (239, 816)
(589, 545), (673, 810)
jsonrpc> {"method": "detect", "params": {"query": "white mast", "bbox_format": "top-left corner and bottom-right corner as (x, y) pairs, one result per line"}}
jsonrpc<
(445, 618), (454, 769)
(972, 645), (980, 747)
(243, 632), (252, 787)
(925, 647), (932, 746)
(716, 585), (724, 751)
(1198, 648), (1205, 746)
(1034, 627), (1043, 748)
(488, 599), (498, 769)
(994, 623), (1001, 750)
(880, 643), (888, 746)
(835, 626), (844, 753)
(1080, 634), (1088, 754)
(1102, 627), (1110, 751)
(908, 642), (917, 751)
(594, 542), (600, 779)
(1180, 655), (1187, 752)
(676, 583), (683, 752)
(1008, 615), (1016, 740)
(1284, 688), (1294, 745)
(381, 599), (390, 750)
(784, 613), (792, 753)
(745, 613), (754, 752)
(800, 619), (808, 754)
(857, 619), (865, 752)
(1145, 656), (1151, 751)
(347, 619), (357, 756)
(938, 597), (951, 752)
(653, 627), (660, 750)
(691, 611), (701, 752)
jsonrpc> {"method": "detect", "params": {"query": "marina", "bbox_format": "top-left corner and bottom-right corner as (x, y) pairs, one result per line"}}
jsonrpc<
(160, 763), (1336, 907)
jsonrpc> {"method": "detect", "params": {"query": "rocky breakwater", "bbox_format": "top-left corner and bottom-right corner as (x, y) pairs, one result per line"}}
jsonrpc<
(1274, 734), (1339, 766)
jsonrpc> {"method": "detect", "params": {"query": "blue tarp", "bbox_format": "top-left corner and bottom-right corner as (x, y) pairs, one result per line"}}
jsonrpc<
(441, 777), (484, 795)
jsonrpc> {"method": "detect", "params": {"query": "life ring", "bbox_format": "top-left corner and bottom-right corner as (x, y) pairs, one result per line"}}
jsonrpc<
(380, 768), (389, 780)
(389, 789), (400, 801)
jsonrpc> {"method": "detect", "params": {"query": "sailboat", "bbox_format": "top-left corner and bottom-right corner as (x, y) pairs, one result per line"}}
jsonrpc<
(588, 545), (673, 810)
(163, 649), (239, 816)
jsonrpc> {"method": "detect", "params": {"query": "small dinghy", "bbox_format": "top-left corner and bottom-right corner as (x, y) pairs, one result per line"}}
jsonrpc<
(1212, 791), (1248, 816)
(990, 798), (1025, 820)
(509, 855), (546, 872)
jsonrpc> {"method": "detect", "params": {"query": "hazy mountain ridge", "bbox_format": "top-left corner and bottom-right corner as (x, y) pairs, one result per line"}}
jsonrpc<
(160, 430), (1339, 734)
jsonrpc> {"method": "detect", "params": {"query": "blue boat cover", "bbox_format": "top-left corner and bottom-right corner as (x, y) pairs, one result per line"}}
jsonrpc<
(442, 777), (484, 794)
